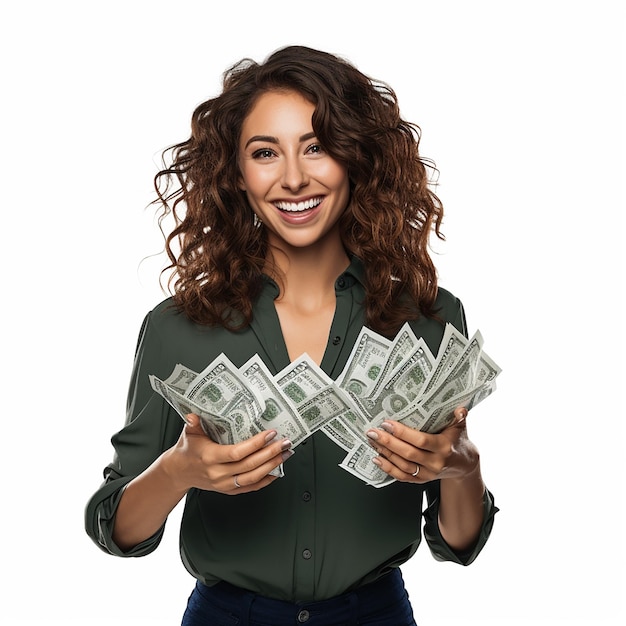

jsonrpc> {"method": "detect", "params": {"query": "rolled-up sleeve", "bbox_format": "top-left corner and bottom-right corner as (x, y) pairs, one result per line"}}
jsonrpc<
(422, 482), (498, 565)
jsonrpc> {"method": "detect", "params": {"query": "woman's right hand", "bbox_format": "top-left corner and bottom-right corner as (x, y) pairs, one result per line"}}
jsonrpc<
(162, 413), (293, 495)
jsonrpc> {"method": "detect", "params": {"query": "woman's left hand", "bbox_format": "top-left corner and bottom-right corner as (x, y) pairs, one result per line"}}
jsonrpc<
(366, 407), (480, 483)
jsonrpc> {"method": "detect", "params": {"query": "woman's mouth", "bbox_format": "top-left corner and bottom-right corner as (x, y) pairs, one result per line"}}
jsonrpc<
(273, 197), (324, 213)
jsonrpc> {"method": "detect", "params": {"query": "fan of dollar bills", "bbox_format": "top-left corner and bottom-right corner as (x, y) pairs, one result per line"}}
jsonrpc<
(150, 323), (501, 487)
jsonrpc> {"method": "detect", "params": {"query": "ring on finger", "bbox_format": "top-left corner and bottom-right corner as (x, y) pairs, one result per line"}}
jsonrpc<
(411, 465), (420, 477)
(233, 475), (241, 489)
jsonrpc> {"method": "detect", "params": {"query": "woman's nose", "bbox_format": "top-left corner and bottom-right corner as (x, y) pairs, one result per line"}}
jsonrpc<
(280, 156), (309, 191)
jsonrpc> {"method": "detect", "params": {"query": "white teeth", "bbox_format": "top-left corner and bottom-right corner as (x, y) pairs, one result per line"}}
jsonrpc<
(274, 197), (323, 212)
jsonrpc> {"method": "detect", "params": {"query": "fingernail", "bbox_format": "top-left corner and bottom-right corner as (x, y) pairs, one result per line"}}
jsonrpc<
(372, 457), (382, 467)
(265, 430), (278, 443)
(366, 430), (379, 441)
(380, 422), (394, 434)
(280, 439), (293, 451)
(281, 450), (294, 462)
(459, 409), (468, 420)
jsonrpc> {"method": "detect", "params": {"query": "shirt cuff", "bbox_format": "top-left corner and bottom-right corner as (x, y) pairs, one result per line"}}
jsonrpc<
(423, 487), (498, 565)
(85, 477), (166, 557)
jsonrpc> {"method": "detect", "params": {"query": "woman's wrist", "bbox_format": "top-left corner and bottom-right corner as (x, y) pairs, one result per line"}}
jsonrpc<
(158, 446), (193, 498)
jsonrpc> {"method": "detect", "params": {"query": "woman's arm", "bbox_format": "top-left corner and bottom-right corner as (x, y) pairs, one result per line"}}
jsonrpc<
(112, 414), (292, 551)
(366, 407), (486, 551)
(437, 449), (485, 551)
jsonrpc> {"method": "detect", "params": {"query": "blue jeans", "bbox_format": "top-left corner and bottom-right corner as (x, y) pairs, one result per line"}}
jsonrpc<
(181, 568), (417, 625)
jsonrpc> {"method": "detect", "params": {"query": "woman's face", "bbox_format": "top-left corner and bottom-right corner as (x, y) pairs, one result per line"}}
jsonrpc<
(238, 90), (350, 252)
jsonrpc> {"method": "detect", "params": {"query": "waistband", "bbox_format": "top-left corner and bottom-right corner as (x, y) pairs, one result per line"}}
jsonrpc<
(197, 568), (411, 625)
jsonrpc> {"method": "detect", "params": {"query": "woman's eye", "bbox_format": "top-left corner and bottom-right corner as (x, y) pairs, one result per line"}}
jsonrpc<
(252, 149), (275, 159)
(306, 144), (324, 155)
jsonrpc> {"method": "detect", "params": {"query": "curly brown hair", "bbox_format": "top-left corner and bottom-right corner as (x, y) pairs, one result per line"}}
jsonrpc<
(154, 45), (444, 337)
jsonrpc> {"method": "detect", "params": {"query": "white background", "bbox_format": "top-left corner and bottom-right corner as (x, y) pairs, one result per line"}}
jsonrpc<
(1, 1), (623, 624)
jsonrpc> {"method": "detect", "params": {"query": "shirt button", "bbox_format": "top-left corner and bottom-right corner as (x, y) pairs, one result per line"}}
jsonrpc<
(302, 549), (312, 560)
(336, 277), (346, 289)
(332, 336), (341, 345)
(297, 609), (310, 622)
(302, 491), (312, 502)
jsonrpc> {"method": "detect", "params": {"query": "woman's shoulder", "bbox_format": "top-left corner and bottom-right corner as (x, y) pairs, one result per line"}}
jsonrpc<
(434, 285), (463, 313)
(149, 296), (181, 320)
(143, 296), (256, 343)
(407, 286), (467, 351)
(135, 297), (248, 373)
(135, 297), (210, 350)
(140, 297), (186, 332)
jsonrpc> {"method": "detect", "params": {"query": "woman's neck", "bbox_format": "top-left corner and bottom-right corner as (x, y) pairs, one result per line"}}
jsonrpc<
(267, 234), (350, 364)
(265, 234), (350, 307)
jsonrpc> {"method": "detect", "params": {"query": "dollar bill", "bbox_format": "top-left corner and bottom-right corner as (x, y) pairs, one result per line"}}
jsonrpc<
(160, 363), (198, 394)
(149, 374), (239, 443)
(276, 354), (359, 435)
(420, 323), (470, 397)
(471, 351), (502, 388)
(296, 386), (356, 432)
(339, 442), (395, 488)
(276, 354), (336, 404)
(336, 328), (392, 398)
(185, 355), (265, 433)
(418, 331), (484, 415)
(321, 411), (369, 452)
(417, 379), (498, 434)
(367, 322), (423, 393)
(353, 342), (436, 425)
(395, 404), (430, 432)
(149, 374), (202, 425)
(240, 355), (310, 447)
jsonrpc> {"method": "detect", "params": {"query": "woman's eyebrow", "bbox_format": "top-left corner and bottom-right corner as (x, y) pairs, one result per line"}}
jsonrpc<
(244, 135), (279, 148)
(244, 132), (317, 149)
(299, 132), (316, 142)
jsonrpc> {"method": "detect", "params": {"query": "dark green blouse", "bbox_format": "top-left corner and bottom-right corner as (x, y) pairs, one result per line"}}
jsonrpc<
(85, 257), (497, 602)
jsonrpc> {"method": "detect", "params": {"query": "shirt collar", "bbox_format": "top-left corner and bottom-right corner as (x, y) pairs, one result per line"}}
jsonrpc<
(261, 255), (366, 297)
(341, 255), (366, 288)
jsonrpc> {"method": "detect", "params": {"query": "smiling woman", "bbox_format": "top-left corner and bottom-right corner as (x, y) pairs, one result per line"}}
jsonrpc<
(238, 90), (351, 257)
(149, 46), (447, 338)
(85, 45), (497, 626)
